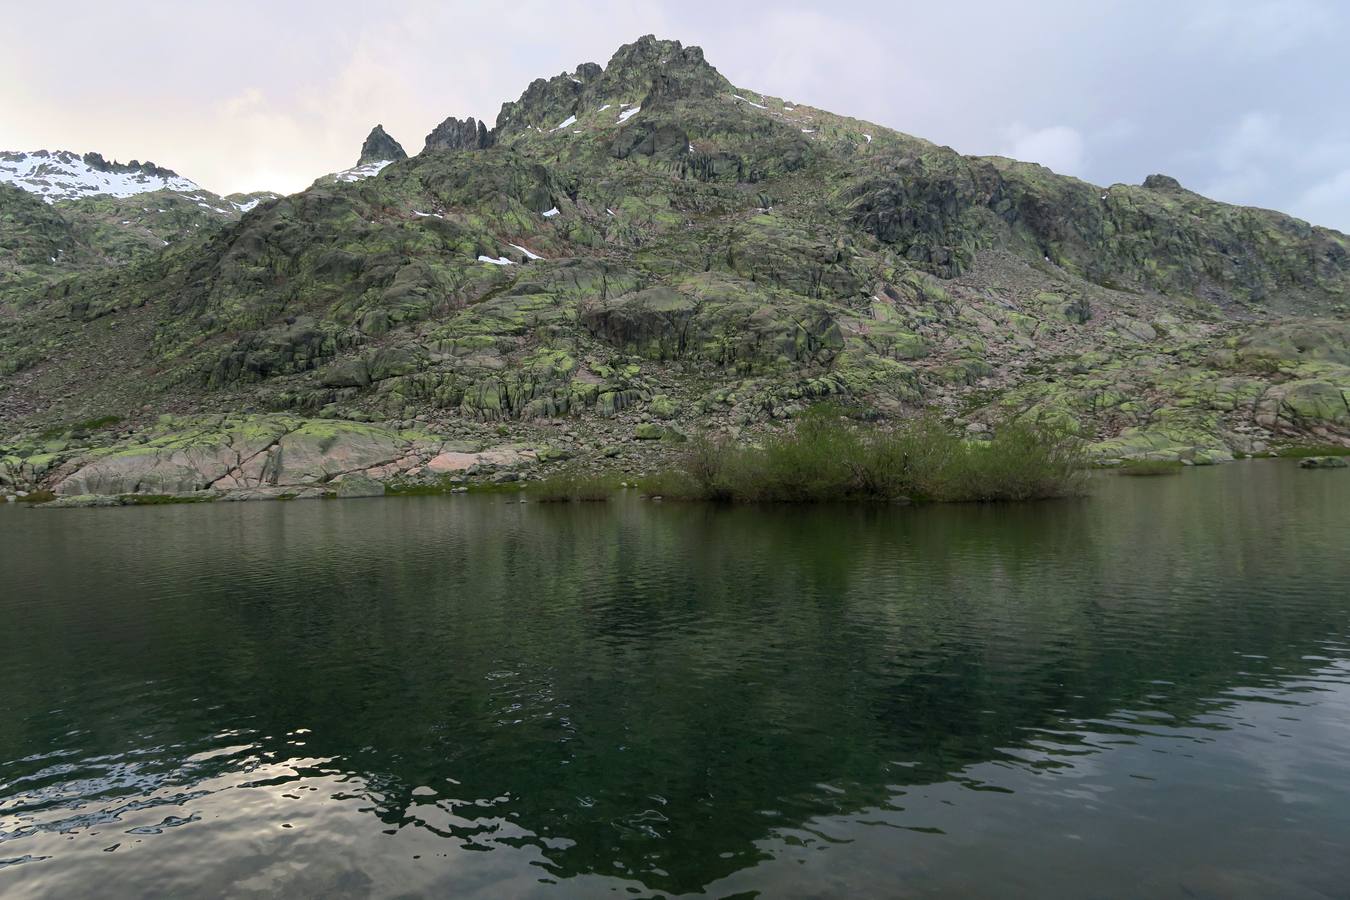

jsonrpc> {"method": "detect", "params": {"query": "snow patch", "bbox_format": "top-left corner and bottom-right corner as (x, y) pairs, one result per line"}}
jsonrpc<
(801, 129), (816, 134)
(0, 149), (200, 203)
(542, 206), (560, 218)
(733, 95), (767, 110)
(413, 210), (443, 218)
(863, 133), (872, 144)
(554, 114), (577, 130)
(508, 242), (543, 260)
(477, 255), (514, 266)
(617, 106), (641, 124)
(332, 159), (391, 183)
(598, 104), (612, 112)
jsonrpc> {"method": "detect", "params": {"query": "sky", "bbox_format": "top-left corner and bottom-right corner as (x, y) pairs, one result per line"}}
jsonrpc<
(2, 0), (1347, 231)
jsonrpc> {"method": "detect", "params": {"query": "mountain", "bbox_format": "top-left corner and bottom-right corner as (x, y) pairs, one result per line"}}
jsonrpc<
(0, 150), (278, 303)
(2, 35), (1347, 501)
(0, 150), (199, 202)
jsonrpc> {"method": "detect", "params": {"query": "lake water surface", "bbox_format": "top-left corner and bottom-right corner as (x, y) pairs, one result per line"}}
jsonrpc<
(2, 461), (1349, 898)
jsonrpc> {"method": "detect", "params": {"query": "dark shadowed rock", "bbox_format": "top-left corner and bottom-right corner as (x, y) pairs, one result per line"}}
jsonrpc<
(494, 35), (730, 136)
(357, 125), (407, 165)
(423, 117), (494, 153)
(1142, 174), (1184, 191)
(1299, 456), (1348, 469)
(610, 122), (691, 161)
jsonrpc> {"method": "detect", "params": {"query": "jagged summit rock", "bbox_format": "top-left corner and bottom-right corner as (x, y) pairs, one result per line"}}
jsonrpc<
(357, 125), (407, 166)
(494, 35), (729, 136)
(423, 117), (494, 154)
(600, 35), (728, 106)
(1142, 173), (1184, 191)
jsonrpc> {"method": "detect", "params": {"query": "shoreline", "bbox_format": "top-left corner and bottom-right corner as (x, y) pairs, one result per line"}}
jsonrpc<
(8, 452), (1345, 510)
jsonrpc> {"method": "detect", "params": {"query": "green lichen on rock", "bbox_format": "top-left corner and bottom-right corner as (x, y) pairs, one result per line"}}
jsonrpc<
(2, 34), (1349, 487)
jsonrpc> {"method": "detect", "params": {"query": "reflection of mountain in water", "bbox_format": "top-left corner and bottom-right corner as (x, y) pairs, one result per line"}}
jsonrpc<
(1, 464), (1348, 894)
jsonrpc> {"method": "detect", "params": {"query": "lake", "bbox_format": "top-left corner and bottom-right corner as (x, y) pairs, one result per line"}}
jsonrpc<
(2, 461), (1348, 898)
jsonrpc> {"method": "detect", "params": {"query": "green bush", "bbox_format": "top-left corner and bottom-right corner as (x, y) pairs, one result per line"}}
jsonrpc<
(528, 473), (616, 502)
(1276, 445), (1350, 458)
(642, 406), (1085, 503)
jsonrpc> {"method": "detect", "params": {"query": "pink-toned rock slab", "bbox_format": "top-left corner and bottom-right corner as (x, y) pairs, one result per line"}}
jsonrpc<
(426, 451), (481, 473)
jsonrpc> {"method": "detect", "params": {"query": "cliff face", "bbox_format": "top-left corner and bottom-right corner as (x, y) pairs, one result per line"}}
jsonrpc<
(2, 35), (1348, 498)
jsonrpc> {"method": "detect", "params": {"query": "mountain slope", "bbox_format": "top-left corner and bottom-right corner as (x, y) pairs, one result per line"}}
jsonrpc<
(2, 35), (1348, 498)
(0, 150), (277, 303)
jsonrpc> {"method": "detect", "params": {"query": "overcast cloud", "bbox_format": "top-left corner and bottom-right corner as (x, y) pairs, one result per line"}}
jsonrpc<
(1, 0), (1346, 231)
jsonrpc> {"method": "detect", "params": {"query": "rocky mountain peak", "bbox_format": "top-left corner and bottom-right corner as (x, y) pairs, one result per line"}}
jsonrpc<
(357, 125), (407, 165)
(599, 35), (728, 106)
(493, 35), (729, 136)
(422, 117), (495, 154)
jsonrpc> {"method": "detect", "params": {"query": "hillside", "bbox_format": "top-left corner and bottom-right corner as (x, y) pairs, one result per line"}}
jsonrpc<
(2, 35), (1348, 501)
(0, 151), (279, 304)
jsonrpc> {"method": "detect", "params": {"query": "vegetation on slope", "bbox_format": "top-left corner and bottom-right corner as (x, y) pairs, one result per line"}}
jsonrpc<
(1, 35), (1347, 500)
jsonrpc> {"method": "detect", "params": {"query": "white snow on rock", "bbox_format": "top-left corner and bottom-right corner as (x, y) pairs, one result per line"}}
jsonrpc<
(606, 208), (616, 217)
(0, 149), (200, 203)
(508, 242), (543, 260)
(332, 159), (391, 183)
(598, 104), (612, 112)
(231, 195), (276, 213)
(413, 210), (444, 218)
(617, 106), (641, 123)
(863, 133), (872, 144)
(477, 255), (514, 266)
(542, 206), (560, 218)
(801, 129), (816, 134)
(554, 114), (578, 130)
(732, 94), (767, 110)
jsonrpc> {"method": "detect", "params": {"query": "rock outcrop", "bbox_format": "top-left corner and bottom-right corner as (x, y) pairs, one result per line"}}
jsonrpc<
(422, 117), (494, 153)
(357, 124), (407, 165)
(29, 416), (549, 501)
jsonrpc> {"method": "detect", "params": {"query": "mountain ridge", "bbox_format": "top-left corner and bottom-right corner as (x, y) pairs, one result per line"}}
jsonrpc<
(1, 35), (1347, 502)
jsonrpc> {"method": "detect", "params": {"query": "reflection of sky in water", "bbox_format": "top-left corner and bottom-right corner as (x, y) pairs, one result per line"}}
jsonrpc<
(5, 660), (1349, 897)
(2, 463), (1350, 897)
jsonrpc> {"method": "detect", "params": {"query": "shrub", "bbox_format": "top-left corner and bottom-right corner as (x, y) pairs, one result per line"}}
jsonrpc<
(1275, 444), (1350, 458)
(644, 407), (1085, 504)
(528, 473), (616, 502)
